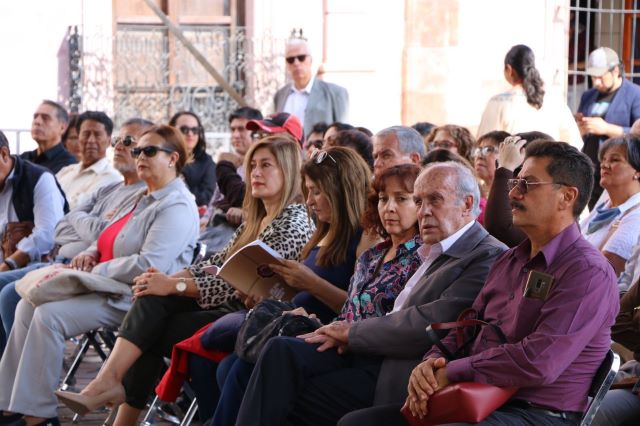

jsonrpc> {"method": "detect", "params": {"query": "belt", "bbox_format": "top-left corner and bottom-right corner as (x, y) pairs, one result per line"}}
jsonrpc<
(509, 400), (582, 423)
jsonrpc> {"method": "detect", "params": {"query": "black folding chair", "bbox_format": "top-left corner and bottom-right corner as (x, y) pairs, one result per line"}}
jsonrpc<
(580, 349), (620, 426)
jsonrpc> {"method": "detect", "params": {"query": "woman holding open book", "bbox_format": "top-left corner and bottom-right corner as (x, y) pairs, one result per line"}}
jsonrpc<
(56, 136), (314, 425)
(205, 163), (423, 426)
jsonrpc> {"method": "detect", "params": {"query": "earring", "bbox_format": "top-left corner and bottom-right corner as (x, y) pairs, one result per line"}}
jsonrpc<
(169, 162), (174, 168)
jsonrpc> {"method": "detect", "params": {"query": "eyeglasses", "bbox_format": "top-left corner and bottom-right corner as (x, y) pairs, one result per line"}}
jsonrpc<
(306, 139), (324, 150)
(131, 145), (174, 158)
(507, 178), (564, 194)
(311, 149), (337, 165)
(472, 146), (498, 157)
(111, 135), (136, 148)
(179, 126), (201, 135)
(429, 140), (458, 150)
(285, 54), (308, 64)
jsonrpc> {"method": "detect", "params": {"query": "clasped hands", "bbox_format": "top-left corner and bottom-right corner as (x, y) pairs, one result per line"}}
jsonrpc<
(403, 357), (450, 419)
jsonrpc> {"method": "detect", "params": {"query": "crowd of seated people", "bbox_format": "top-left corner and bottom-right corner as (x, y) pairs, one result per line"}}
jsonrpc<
(2, 42), (640, 426)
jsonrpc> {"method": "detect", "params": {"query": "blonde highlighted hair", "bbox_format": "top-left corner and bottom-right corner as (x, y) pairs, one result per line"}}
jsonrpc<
(225, 136), (303, 259)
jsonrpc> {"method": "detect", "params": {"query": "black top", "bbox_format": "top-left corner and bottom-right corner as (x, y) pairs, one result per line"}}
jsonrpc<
(484, 166), (526, 248)
(214, 160), (246, 212)
(20, 143), (77, 174)
(182, 151), (217, 206)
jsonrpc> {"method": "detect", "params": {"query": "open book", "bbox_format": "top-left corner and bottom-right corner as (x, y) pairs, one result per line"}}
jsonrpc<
(206, 239), (297, 300)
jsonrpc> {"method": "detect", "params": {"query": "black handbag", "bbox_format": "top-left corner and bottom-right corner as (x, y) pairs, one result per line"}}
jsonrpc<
(234, 299), (321, 362)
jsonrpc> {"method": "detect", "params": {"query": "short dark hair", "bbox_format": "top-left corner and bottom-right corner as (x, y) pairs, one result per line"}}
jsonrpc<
(309, 122), (329, 136)
(599, 135), (640, 172)
(169, 111), (206, 155)
(524, 140), (594, 217)
(228, 107), (263, 124)
(425, 124), (476, 162)
(411, 121), (435, 137)
(123, 117), (155, 128)
(76, 111), (114, 136)
(334, 130), (374, 170)
(0, 130), (9, 150)
(478, 130), (511, 146)
(42, 99), (69, 124)
(62, 113), (80, 144)
(421, 148), (474, 171)
(324, 122), (354, 136)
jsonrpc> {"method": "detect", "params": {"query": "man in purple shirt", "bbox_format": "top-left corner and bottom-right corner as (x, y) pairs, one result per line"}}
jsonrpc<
(340, 141), (619, 426)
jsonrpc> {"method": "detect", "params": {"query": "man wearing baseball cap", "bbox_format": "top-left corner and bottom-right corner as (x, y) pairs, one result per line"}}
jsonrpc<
(246, 112), (304, 145)
(576, 46), (640, 209)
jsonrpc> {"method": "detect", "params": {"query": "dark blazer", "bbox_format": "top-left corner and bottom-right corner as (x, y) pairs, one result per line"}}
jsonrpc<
(348, 222), (507, 405)
(578, 78), (640, 133)
(274, 79), (349, 137)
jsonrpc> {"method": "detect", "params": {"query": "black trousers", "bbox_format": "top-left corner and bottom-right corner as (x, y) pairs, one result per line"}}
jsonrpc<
(118, 295), (235, 408)
(235, 336), (382, 426)
(337, 402), (580, 426)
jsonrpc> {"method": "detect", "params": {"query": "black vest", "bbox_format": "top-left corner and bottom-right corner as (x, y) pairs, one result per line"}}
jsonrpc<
(10, 156), (69, 221)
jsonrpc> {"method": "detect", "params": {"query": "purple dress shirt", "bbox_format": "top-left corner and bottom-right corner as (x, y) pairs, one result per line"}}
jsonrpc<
(425, 222), (619, 412)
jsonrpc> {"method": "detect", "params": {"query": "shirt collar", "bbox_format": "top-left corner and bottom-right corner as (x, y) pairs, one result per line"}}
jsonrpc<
(81, 157), (111, 174)
(148, 177), (184, 200)
(512, 221), (582, 267)
(417, 220), (476, 261)
(611, 191), (640, 214)
(290, 77), (315, 95)
(39, 142), (66, 160)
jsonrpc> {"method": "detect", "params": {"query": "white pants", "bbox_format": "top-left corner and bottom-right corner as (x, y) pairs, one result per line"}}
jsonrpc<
(0, 294), (125, 418)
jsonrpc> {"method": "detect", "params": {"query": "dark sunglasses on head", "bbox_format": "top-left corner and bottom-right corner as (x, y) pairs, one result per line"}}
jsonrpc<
(286, 54), (308, 64)
(131, 145), (174, 158)
(311, 149), (337, 165)
(179, 126), (201, 135)
(111, 135), (136, 148)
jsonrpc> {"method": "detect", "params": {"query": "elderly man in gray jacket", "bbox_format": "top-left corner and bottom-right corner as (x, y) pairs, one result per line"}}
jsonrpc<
(234, 162), (507, 426)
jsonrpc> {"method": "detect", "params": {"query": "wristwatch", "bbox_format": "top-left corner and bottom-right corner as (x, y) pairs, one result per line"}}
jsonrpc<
(175, 278), (187, 295)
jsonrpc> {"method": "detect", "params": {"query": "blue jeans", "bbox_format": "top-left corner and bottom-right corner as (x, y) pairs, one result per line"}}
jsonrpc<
(0, 262), (48, 354)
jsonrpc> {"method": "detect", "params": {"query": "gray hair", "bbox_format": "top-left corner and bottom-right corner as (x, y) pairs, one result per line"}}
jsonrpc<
(423, 161), (481, 218)
(285, 38), (311, 55)
(123, 117), (155, 128)
(376, 126), (425, 157)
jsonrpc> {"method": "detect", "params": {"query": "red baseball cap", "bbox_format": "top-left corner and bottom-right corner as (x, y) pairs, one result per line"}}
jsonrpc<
(246, 113), (303, 145)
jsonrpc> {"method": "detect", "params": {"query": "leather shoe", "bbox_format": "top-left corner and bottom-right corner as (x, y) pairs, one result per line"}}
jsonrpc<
(0, 412), (21, 425)
(6, 418), (60, 426)
(55, 384), (125, 416)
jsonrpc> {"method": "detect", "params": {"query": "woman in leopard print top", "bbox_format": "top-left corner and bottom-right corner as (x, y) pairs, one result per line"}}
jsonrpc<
(58, 137), (313, 422)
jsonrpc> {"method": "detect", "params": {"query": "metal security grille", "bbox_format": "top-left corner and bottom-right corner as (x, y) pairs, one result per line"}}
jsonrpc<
(568, 0), (640, 111)
(67, 24), (285, 152)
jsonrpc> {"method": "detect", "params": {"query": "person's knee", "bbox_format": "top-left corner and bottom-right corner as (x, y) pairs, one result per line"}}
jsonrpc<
(260, 336), (305, 363)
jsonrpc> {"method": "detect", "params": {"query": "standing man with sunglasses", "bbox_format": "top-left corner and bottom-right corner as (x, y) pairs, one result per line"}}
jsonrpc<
(576, 47), (640, 209)
(55, 111), (123, 209)
(274, 37), (349, 138)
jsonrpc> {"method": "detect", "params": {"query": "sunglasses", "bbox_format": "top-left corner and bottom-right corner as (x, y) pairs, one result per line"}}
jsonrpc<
(285, 54), (308, 64)
(179, 126), (201, 135)
(311, 149), (337, 165)
(507, 178), (563, 194)
(472, 146), (498, 157)
(111, 135), (136, 148)
(131, 145), (174, 158)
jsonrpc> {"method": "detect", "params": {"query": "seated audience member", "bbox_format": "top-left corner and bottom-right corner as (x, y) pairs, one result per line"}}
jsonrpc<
(247, 112), (303, 146)
(372, 126), (425, 174)
(56, 111), (123, 209)
(21, 100), (77, 173)
(580, 135), (640, 276)
(0, 118), (153, 354)
(333, 129), (374, 170)
(187, 147), (381, 421)
(474, 131), (511, 198)
(411, 121), (436, 145)
(56, 137), (313, 425)
(424, 124), (476, 163)
(0, 131), (67, 352)
(234, 161), (507, 426)
(477, 44), (582, 149)
(421, 148), (472, 168)
(0, 125), (199, 426)
(483, 131), (552, 247)
(356, 126), (373, 137)
(323, 122), (355, 147)
(169, 111), (217, 207)
(619, 235), (640, 293)
(303, 122), (328, 155)
(61, 113), (81, 162)
(340, 141), (618, 426)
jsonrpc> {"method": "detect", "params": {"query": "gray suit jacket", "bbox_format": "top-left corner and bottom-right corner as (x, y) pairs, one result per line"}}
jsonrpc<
(348, 222), (507, 405)
(274, 79), (349, 136)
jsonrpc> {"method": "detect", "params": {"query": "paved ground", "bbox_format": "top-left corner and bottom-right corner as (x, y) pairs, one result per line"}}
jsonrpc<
(58, 341), (199, 425)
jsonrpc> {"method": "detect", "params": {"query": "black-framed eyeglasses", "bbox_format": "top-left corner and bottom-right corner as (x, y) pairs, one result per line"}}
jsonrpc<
(429, 140), (458, 150)
(179, 126), (201, 135)
(111, 135), (136, 148)
(472, 146), (498, 158)
(286, 54), (308, 64)
(507, 178), (564, 194)
(131, 145), (174, 158)
(311, 149), (337, 165)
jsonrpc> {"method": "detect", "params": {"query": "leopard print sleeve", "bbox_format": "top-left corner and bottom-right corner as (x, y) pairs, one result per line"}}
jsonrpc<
(193, 203), (314, 309)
